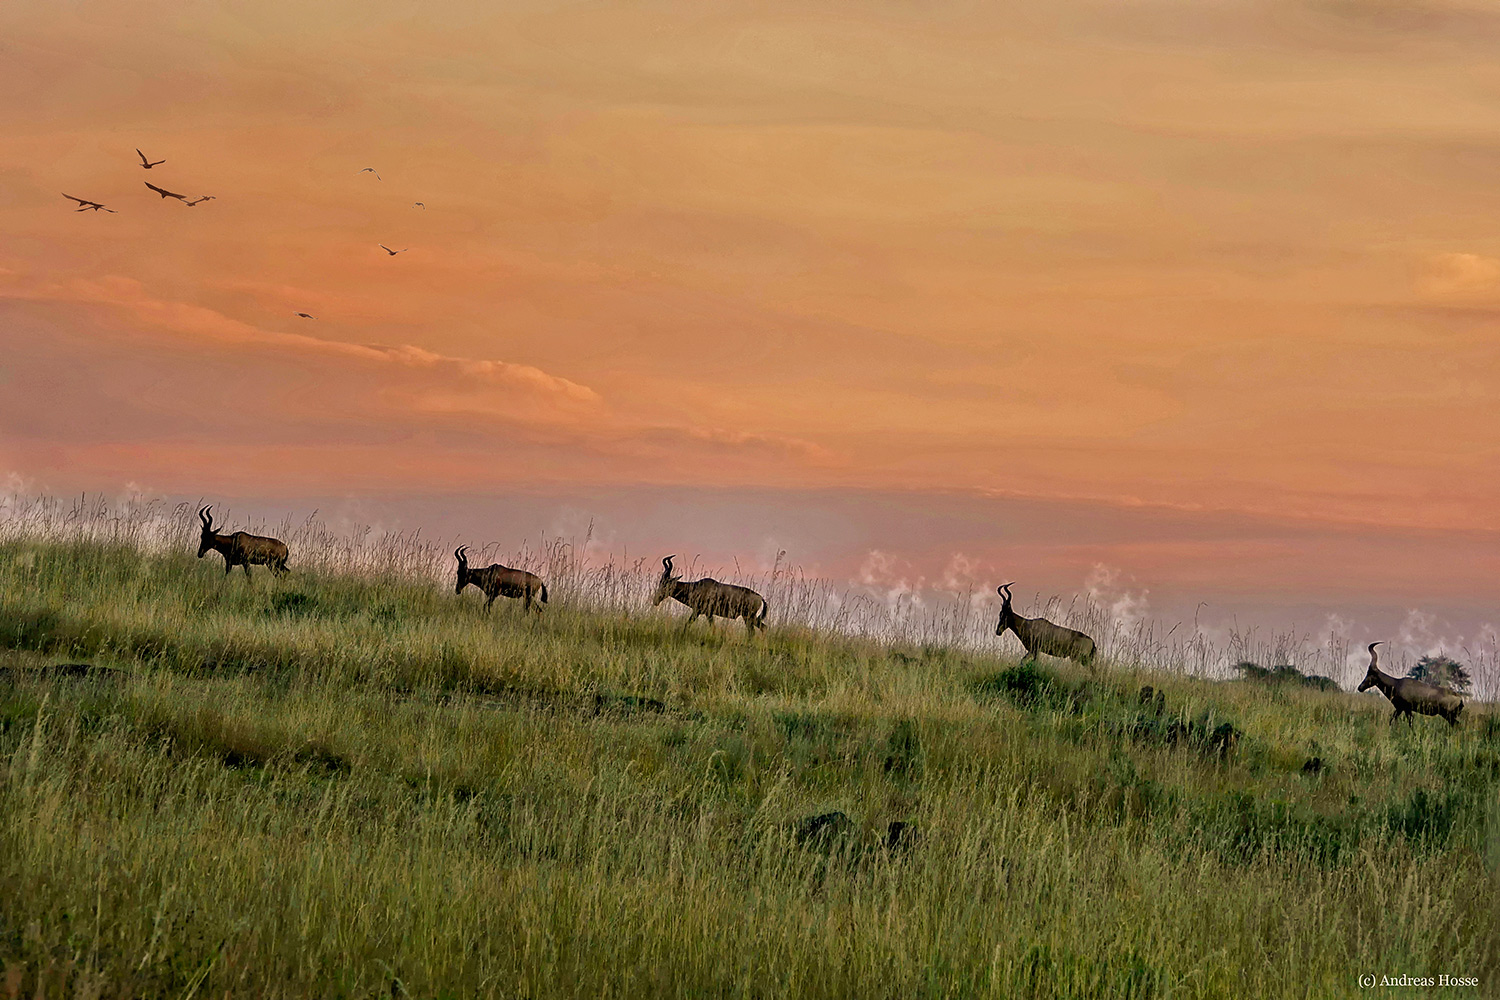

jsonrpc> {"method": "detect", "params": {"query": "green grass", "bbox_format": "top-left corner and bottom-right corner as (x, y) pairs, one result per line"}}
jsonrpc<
(0, 538), (1496, 998)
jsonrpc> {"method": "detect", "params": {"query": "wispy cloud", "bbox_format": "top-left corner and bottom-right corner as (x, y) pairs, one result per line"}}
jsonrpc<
(0, 271), (601, 407)
(1419, 253), (1500, 300)
(0, 267), (838, 483)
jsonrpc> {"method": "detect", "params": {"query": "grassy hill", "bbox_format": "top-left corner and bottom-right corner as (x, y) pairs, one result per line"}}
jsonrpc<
(1, 536), (1496, 998)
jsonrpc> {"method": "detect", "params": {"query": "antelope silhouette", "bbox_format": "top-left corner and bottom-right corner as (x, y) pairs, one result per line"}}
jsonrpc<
(1357, 642), (1464, 728)
(454, 546), (547, 613)
(994, 583), (1097, 667)
(196, 506), (289, 578)
(652, 555), (768, 636)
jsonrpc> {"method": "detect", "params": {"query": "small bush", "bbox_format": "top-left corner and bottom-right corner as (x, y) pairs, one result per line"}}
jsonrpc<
(268, 591), (320, 618)
(1235, 661), (1341, 692)
(974, 662), (1088, 713)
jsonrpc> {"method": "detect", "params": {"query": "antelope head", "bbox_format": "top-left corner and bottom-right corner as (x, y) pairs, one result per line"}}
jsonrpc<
(995, 582), (1016, 635)
(454, 546), (471, 594)
(652, 555), (680, 606)
(1356, 641), (1384, 692)
(197, 506), (217, 558)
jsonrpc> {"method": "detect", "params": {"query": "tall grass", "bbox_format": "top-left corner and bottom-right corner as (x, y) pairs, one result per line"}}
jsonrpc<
(0, 494), (1496, 997)
(7, 491), (1493, 688)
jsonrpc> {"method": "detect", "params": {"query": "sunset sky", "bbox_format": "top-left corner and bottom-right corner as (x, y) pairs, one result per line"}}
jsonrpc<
(3, 0), (1497, 674)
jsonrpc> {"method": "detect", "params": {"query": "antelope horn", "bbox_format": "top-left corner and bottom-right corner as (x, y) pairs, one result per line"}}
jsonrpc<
(997, 582), (1014, 597)
(455, 546), (467, 563)
(662, 555), (675, 575)
(199, 505), (212, 528)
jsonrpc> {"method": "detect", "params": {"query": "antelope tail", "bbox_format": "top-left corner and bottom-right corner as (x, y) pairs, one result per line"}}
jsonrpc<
(757, 598), (769, 625)
(540, 584), (549, 603)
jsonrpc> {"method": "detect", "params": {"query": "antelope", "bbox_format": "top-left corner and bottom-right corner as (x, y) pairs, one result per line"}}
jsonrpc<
(1357, 642), (1464, 728)
(652, 555), (768, 636)
(196, 506), (289, 577)
(454, 546), (547, 614)
(994, 583), (1097, 667)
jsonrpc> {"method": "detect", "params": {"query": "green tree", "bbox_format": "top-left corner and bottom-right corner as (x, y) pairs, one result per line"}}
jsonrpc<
(1408, 654), (1471, 696)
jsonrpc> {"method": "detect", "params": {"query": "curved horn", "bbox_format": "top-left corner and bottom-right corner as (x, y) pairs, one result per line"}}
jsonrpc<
(198, 505), (212, 528)
(1368, 641), (1383, 663)
(997, 582), (1014, 598)
(662, 555), (675, 575)
(455, 546), (468, 563)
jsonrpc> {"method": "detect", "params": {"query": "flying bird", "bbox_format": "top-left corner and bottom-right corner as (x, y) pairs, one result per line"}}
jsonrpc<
(145, 181), (188, 202)
(295, 312), (315, 319)
(413, 202), (425, 209)
(186, 195), (216, 207)
(358, 167), (381, 180)
(62, 193), (115, 213)
(136, 149), (165, 169)
(378, 244), (407, 255)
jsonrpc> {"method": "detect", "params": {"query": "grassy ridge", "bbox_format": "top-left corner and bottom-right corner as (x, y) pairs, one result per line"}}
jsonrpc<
(1, 538), (1497, 998)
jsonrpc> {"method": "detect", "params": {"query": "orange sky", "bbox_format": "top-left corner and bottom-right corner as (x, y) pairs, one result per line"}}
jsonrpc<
(2, 0), (1498, 637)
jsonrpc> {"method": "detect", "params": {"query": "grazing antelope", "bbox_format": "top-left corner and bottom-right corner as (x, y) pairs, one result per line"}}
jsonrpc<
(1357, 641), (1464, 728)
(196, 506), (289, 577)
(652, 555), (768, 636)
(994, 583), (1097, 667)
(454, 546), (547, 614)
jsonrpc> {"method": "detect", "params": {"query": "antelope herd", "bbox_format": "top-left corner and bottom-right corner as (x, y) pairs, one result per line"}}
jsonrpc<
(182, 507), (1471, 728)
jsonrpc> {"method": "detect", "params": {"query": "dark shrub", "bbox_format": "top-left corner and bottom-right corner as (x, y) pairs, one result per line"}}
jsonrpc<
(884, 719), (922, 779)
(974, 662), (1086, 713)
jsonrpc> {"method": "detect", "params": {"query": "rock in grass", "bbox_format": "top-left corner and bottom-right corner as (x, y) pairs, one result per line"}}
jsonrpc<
(0, 663), (122, 683)
(1209, 722), (1242, 758)
(792, 812), (920, 859)
(1138, 685), (1166, 715)
(795, 811), (856, 848)
(885, 821), (919, 854)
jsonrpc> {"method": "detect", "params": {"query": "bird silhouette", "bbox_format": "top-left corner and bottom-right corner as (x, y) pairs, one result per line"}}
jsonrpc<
(136, 149), (165, 169)
(413, 202), (425, 209)
(378, 244), (407, 255)
(358, 167), (382, 180)
(296, 312), (315, 319)
(145, 181), (188, 202)
(62, 193), (116, 213)
(186, 196), (216, 207)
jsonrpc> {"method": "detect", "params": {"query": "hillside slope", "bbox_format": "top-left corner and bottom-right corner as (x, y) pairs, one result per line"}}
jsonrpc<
(1, 538), (1496, 998)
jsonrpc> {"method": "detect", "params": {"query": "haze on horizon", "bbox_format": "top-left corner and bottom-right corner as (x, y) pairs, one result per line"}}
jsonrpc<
(1, 0), (1496, 676)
